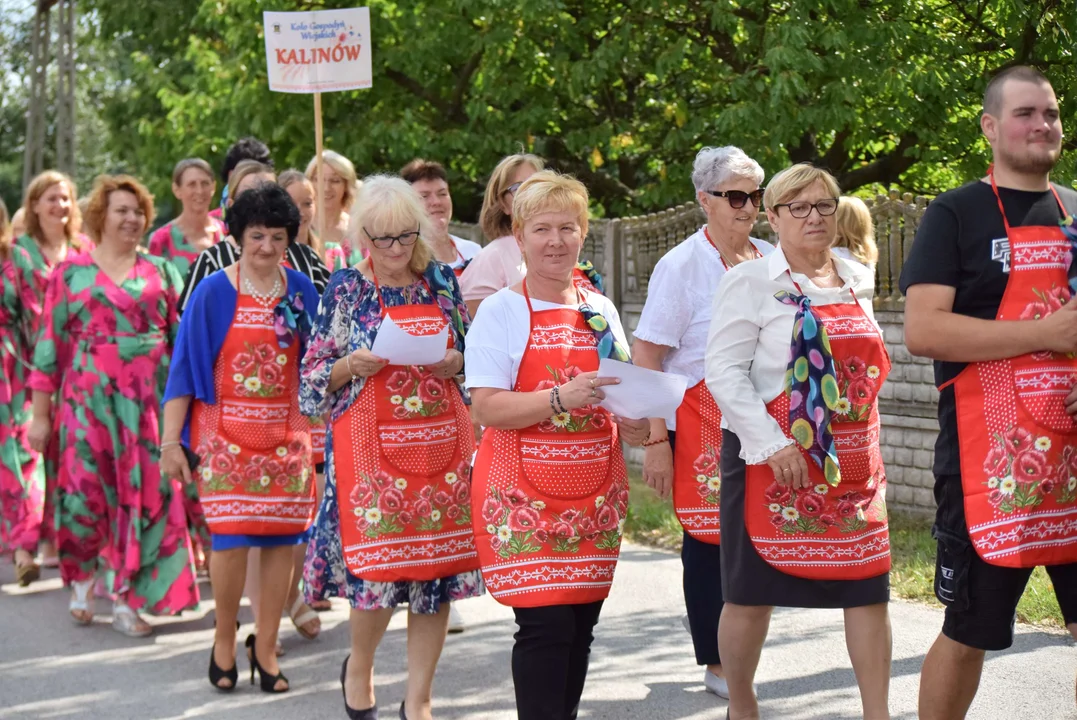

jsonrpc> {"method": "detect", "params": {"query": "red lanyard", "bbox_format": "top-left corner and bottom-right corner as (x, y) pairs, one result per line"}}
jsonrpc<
(703, 227), (762, 270)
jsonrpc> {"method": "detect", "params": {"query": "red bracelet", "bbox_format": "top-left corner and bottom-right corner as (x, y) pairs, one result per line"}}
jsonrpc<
(642, 435), (670, 447)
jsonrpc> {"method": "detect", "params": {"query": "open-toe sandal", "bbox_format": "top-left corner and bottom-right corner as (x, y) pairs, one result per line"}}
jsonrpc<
(112, 602), (153, 637)
(69, 579), (95, 625)
(289, 596), (321, 640)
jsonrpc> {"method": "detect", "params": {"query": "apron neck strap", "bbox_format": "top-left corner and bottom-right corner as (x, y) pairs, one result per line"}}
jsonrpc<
(988, 164), (1067, 236)
(704, 227), (762, 271)
(522, 277), (583, 315)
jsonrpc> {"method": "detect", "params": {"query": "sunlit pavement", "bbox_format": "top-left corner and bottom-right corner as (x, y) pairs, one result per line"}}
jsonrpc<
(0, 543), (1073, 719)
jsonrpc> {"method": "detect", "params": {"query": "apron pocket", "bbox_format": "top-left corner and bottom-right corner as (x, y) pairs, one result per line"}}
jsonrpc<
(221, 400), (289, 451)
(1012, 359), (1077, 434)
(379, 416), (458, 477)
(520, 433), (612, 500)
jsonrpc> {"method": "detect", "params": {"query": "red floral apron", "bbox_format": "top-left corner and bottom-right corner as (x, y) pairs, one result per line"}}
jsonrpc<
(191, 270), (316, 535)
(673, 231), (762, 543)
(942, 170), (1077, 568)
(332, 274), (477, 582)
(673, 383), (724, 543)
(471, 283), (629, 608)
(745, 286), (891, 580)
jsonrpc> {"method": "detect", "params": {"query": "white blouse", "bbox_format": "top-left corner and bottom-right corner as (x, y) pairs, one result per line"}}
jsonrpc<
(465, 287), (629, 391)
(449, 234), (482, 270)
(633, 228), (773, 430)
(704, 247), (878, 464)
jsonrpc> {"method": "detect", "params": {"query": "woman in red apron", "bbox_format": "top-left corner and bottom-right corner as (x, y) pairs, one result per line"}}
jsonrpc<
(706, 165), (892, 720)
(299, 176), (481, 720)
(161, 183), (319, 695)
(467, 171), (649, 720)
(633, 146), (773, 700)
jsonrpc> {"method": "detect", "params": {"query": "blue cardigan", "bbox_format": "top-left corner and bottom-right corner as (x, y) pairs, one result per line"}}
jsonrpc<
(164, 267), (320, 444)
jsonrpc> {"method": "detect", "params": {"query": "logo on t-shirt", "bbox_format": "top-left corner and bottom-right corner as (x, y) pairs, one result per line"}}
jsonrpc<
(991, 237), (1011, 273)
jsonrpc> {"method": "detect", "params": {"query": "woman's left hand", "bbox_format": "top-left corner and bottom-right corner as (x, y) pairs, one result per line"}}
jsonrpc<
(614, 415), (650, 446)
(426, 349), (463, 380)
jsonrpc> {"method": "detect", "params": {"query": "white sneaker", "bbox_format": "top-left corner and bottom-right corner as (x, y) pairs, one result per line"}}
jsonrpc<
(704, 669), (730, 699)
(447, 604), (465, 634)
(705, 669), (757, 701)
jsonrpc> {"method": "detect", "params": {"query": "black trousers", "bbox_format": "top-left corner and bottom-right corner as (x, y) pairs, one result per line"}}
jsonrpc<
(512, 601), (604, 720)
(669, 430), (724, 667)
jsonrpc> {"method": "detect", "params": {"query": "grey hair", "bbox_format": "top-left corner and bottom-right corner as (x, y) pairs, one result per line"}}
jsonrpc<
(691, 146), (764, 193)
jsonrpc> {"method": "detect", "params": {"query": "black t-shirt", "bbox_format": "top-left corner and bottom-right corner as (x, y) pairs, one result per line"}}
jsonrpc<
(899, 180), (1077, 476)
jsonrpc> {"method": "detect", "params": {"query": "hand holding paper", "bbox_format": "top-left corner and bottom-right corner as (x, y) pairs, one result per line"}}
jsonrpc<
(597, 358), (688, 420)
(369, 314), (449, 366)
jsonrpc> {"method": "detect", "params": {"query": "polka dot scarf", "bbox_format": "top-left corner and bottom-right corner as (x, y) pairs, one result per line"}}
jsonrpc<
(774, 289), (841, 487)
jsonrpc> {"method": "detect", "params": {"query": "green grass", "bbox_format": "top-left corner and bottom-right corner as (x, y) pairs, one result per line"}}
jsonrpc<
(625, 476), (1065, 627)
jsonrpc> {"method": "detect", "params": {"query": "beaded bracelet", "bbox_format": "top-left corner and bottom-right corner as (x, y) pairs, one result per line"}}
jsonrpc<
(552, 385), (568, 414)
(346, 354), (360, 379)
(549, 388), (560, 414)
(642, 435), (670, 448)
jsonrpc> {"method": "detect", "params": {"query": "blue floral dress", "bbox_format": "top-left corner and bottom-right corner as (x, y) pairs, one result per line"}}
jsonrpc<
(299, 262), (484, 612)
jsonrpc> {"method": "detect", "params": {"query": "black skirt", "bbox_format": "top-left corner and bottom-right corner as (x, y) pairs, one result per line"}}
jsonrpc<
(719, 430), (890, 608)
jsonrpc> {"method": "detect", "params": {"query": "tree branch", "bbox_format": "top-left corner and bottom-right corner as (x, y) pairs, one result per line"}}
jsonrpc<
(838, 133), (919, 191)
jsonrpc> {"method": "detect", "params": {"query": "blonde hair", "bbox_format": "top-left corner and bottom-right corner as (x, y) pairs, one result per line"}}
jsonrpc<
(763, 163), (841, 210)
(353, 175), (433, 276)
(511, 171), (590, 236)
(480, 153), (544, 240)
(835, 196), (879, 265)
(305, 150), (359, 212)
(278, 169), (324, 260)
(227, 160), (275, 204)
(23, 170), (83, 249)
(82, 174), (156, 243)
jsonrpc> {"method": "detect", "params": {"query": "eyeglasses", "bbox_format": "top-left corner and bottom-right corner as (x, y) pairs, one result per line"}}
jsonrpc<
(364, 227), (420, 249)
(771, 198), (839, 219)
(704, 189), (764, 209)
(503, 182), (523, 196)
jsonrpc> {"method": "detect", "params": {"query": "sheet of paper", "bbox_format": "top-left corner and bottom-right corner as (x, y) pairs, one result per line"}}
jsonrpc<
(597, 358), (688, 420)
(369, 314), (449, 366)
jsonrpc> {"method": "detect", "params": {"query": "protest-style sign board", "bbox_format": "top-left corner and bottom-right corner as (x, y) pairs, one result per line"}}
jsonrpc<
(264, 8), (372, 241)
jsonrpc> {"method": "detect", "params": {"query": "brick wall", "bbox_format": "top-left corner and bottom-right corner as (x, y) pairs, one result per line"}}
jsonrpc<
(876, 310), (939, 515)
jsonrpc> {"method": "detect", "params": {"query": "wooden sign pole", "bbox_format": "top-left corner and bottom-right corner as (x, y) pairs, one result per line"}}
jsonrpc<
(314, 91), (328, 246)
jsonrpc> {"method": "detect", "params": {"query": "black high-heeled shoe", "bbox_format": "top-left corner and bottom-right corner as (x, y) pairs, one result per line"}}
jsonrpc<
(208, 643), (238, 692)
(246, 633), (289, 693)
(341, 655), (379, 719)
(399, 700), (407, 719)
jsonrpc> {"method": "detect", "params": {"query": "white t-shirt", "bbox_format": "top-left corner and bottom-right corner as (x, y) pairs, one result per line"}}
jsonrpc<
(633, 228), (774, 429)
(465, 287), (629, 391)
(449, 234), (482, 270)
(704, 247), (878, 464)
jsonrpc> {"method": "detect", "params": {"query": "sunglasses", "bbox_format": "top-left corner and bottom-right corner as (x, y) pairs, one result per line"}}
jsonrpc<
(364, 227), (420, 249)
(503, 182), (524, 196)
(703, 189), (765, 209)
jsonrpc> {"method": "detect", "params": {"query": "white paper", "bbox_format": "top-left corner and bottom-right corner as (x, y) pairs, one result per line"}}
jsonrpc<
(597, 358), (688, 420)
(370, 315), (449, 366)
(264, 8), (373, 94)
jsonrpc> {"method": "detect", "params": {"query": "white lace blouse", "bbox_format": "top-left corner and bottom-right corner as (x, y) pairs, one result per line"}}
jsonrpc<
(704, 247), (877, 464)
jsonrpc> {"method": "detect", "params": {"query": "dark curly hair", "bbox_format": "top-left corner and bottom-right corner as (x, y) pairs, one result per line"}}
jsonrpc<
(221, 136), (273, 183)
(228, 182), (300, 246)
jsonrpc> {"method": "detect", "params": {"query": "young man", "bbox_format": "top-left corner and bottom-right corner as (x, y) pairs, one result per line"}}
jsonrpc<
(902, 66), (1077, 719)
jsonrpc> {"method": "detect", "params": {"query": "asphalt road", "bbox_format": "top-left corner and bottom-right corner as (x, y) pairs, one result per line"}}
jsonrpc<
(0, 542), (1073, 719)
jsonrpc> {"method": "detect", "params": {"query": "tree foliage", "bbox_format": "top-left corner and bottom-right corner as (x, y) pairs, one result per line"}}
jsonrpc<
(34, 1), (1077, 219)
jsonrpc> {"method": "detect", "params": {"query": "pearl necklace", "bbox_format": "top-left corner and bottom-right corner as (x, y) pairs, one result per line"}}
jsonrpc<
(243, 272), (283, 309)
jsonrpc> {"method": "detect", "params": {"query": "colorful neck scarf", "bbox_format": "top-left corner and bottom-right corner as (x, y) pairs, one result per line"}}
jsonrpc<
(578, 303), (631, 363)
(575, 260), (605, 294)
(774, 288), (841, 486)
(273, 291), (312, 348)
(1062, 214), (1077, 294)
(425, 261), (468, 345)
